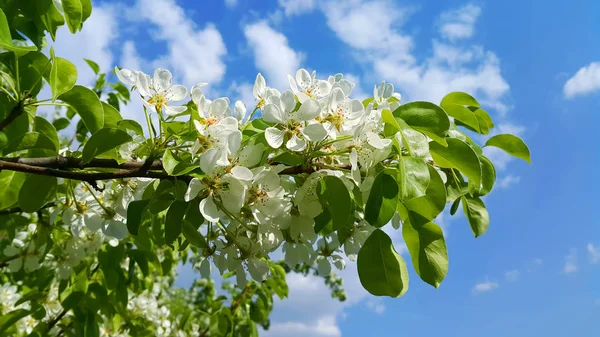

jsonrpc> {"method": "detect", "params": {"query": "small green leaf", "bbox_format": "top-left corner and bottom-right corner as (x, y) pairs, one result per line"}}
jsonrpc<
(53, 118), (71, 131)
(0, 309), (30, 332)
(80, 0), (93, 24)
(84, 58), (100, 74)
(430, 138), (482, 189)
(0, 10), (37, 57)
(393, 101), (450, 145)
(484, 134), (532, 164)
(82, 128), (132, 164)
(165, 200), (187, 245)
(404, 165), (446, 220)
(163, 150), (197, 176)
(59, 85), (105, 134)
(49, 49), (78, 101)
(62, 0), (83, 33)
(0, 171), (25, 210)
(317, 176), (353, 230)
(33, 116), (59, 152)
(102, 102), (123, 128)
(118, 119), (144, 137)
(40, 2), (65, 41)
(357, 229), (409, 297)
(450, 197), (460, 215)
(18, 175), (57, 212)
(365, 172), (399, 228)
(398, 156), (430, 201)
(362, 97), (374, 108)
(440, 92), (480, 107)
(182, 220), (208, 248)
(127, 199), (151, 235)
(84, 311), (99, 337)
(478, 155), (496, 196)
(462, 194), (489, 237)
(402, 211), (448, 288)
(4, 132), (57, 155)
(441, 104), (480, 132)
(272, 152), (304, 166)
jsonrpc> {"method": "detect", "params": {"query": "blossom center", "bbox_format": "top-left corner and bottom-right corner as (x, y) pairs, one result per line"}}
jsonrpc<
(147, 93), (168, 111)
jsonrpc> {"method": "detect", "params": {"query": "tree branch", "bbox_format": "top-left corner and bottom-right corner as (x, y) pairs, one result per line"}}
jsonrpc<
(0, 156), (350, 183)
(0, 97), (27, 131)
(0, 202), (56, 216)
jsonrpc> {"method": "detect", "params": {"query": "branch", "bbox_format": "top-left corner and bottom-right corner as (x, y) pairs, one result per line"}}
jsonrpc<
(0, 97), (27, 131)
(0, 156), (350, 183)
(0, 202), (56, 216)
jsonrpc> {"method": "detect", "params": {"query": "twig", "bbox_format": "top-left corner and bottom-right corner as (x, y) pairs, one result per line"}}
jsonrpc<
(0, 99), (26, 131)
(0, 202), (56, 216)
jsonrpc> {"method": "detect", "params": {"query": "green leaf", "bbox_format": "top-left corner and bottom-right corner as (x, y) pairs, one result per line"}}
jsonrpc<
(18, 52), (50, 97)
(474, 108), (494, 134)
(450, 197), (460, 215)
(316, 176), (353, 230)
(404, 165), (446, 220)
(365, 172), (399, 227)
(82, 128), (132, 164)
(165, 200), (187, 245)
(272, 152), (304, 166)
(40, 1), (66, 41)
(80, 0), (93, 24)
(484, 134), (532, 164)
(362, 97), (374, 108)
(0, 171), (25, 210)
(182, 220), (208, 248)
(430, 138), (482, 189)
(127, 199), (151, 235)
(163, 150), (197, 176)
(128, 250), (149, 276)
(440, 92), (480, 107)
(49, 49), (78, 101)
(18, 175), (57, 212)
(441, 104), (480, 132)
(101, 102), (123, 128)
(59, 85), (104, 134)
(62, 0), (83, 33)
(53, 118), (71, 131)
(4, 132), (57, 155)
(118, 119), (144, 137)
(84, 58), (100, 74)
(402, 211), (448, 288)
(0, 309), (30, 332)
(393, 101), (450, 145)
(462, 194), (489, 237)
(478, 155), (496, 196)
(84, 311), (99, 337)
(398, 156), (430, 201)
(33, 116), (59, 152)
(357, 229), (409, 297)
(0, 10), (37, 57)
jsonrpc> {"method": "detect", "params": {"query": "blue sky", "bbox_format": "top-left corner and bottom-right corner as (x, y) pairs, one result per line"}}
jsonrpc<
(49, 0), (600, 336)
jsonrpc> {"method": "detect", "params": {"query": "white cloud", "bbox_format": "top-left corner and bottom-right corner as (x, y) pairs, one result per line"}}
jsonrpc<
(243, 21), (304, 90)
(497, 175), (520, 189)
(533, 258), (543, 265)
(563, 62), (600, 98)
(50, 4), (118, 86)
(587, 243), (600, 264)
(504, 270), (520, 282)
(224, 0), (237, 8)
(563, 249), (577, 274)
(131, 0), (227, 86)
(343, 73), (368, 100)
(438, 4), (482, 41)
(365, 298), (386, 314)
(227, 81), (257, 113)
(263, 316), (340, 337)
(278, 0), (317, 16)
(472, 281), (498, 293)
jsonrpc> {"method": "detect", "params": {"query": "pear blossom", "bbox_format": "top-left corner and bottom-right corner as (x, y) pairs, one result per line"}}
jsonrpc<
(321, 87), (364, 139)
(252, 73), (280, 109)
(263, 91), (327, 151)
(131, 68), (188, 116)
(288, 69), (332, 103)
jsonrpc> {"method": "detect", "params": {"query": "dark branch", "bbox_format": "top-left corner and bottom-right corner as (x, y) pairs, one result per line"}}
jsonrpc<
(0, 202), (56, 216)
(0, 156), (163, 170)
(0, 96), (29, 132)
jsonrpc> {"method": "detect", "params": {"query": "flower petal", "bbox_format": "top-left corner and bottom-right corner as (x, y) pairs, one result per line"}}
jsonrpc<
(313, 80), (332, 97)
(200, 148), (221, 174)
(227, 130), (242, 155)
(115, 67), (137, 86)
(199, 196), (223, 223)
(303, 123), (327, 142)
(163, 105), (187, 116)
(296, 69), (311, 90)
(288, 74), (299, 93)
(263, 104), (286, 124)
(234, 100), (246, 121)
(294, 99), (321, 121)
(253, 73), (266, 98)
(220, 177), (246, 213)
(230, 166), (253, 181)
(166, 85), (187, 101)
(191, 84), (206, 104)
(265, 127), (285, 149)
(153, 68), (172, 92)
(185, 178), (204, 202)
(317, 257), (331, 276)
(137, 72), (152, 97)
(286, 134), (307, 152)
(104, 220), (128, 240)
(281, 90), (296, 113)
